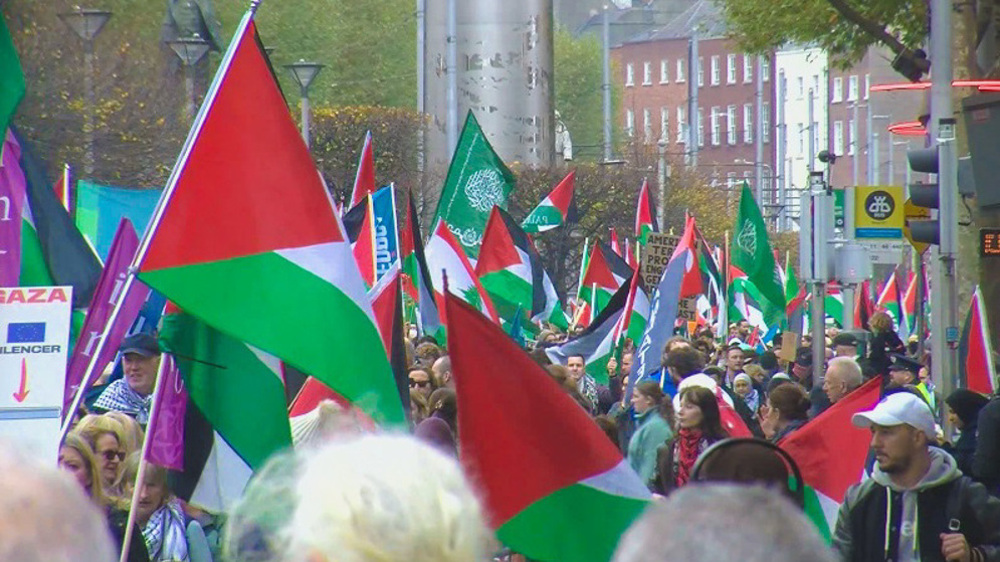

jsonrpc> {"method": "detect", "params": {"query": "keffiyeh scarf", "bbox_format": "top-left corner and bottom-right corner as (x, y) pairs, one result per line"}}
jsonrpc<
(93, 379), (153, 424)
(142, 499), (189, 562)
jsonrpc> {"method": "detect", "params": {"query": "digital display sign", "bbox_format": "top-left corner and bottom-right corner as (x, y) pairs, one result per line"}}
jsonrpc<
(981, 228), (1000, 257)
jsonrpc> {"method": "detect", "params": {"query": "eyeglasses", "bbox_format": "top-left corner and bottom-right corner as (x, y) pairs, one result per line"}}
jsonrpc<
(100, 450), (125, 462)
(409, 379), (431, 389)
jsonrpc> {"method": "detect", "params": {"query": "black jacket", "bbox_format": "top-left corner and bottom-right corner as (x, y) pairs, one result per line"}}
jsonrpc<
(974, 395), (1000, 495)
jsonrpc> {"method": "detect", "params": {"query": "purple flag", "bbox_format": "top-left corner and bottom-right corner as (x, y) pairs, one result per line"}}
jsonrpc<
(146, 355), (187, 471)
(0, 132), (26, 286)
(62, 217), (149, 415)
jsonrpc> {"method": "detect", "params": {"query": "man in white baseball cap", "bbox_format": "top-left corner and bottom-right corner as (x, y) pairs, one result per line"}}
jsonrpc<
(833, 391), (1000, 562)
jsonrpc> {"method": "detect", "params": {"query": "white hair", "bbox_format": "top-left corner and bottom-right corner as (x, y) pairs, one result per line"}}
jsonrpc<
(613, 484), (836, 562)
(224, 433), (490, 562)
(0, 442), (116, 562)
(828, 357), (863, 390)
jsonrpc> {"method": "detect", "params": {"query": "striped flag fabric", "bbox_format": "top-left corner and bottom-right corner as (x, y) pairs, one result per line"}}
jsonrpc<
(348, 130), (376, 208)
(876, 269), (904, 335)
(445, 292), (650, 561)
(425, 219), (500, 324)
(522, 170), (575, 233)
(547, 281), (630, 385)
(779, 377), (881, 541)
(635, 178), (658, 243)
(134, 15), (404, 426)
(959, 286), (998, 395)
(577, 239), (632, 319)
(400, 189), (441, 336)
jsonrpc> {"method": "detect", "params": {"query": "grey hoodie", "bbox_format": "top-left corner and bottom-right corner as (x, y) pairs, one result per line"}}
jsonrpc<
(868, 448), (960, 562)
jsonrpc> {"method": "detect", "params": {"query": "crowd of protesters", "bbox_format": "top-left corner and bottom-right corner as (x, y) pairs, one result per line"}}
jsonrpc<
(7, 307), (1000, 562)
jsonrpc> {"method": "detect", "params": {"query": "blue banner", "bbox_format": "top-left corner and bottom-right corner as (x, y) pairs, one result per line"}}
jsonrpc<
(75, 181), (162, 261)
(371, 184), (400, 282)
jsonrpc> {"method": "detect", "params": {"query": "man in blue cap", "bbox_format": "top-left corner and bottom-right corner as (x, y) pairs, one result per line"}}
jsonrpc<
(92, 333), (161, 424)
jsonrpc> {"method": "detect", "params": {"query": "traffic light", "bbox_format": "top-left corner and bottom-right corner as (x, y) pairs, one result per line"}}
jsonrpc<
(907, 147), (940, 246)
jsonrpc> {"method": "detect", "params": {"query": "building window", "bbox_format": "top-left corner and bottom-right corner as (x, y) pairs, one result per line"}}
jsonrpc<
(812, 75), (820, 96)
(711, 55), (720, 85)
(848, 75), (858, 101)
(697, 107), (704, 147)
(761, 57), (769, 81)
(643, 61), (652, 85)
(660, 107), (669, 140)
(698, 57), (704, 86)
(626, 63), (634, 87)
(864, 73), (870, 99)
(798, 124), (805, 153)
(832, 77), (843, 103)
(643, 108), (653, 142)
(710, 106), (721, 146)
(660, 59), (669, 84)
(676, 59), (685, 82)
(727, 54), (737, 84)
(626, 109), (634, 137)
(762, 102), (770, 143)
(797, 76), (804, 99)
(813, 121), (820, 153)
(743, 103), (753, 144)
(726, 105), (737, 145)
(833, 121), (844, 156)
(848, 119), (856, 154)
(677, 106), (686, 143)
(743, 55), (753, 83)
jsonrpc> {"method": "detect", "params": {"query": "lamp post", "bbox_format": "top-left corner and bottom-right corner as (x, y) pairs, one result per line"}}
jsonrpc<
(284, 60), (324, 148)
(657, 137), (668, 227)
(167, 35), (211, 123)
(59, 7), (112, 178)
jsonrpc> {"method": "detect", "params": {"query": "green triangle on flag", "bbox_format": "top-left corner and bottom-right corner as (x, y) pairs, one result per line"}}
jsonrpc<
(432, 110), (515, 258)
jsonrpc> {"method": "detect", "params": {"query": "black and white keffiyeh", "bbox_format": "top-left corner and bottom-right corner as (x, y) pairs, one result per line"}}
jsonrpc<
(142, 499), (189, 562)
(93, 379), (153, 424)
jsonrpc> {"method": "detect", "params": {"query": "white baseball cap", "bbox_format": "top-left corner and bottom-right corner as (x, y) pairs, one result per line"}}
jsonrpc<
(851, 392), (936, 440)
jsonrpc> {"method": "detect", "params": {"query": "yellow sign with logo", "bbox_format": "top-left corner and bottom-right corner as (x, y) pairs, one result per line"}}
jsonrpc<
(854, 185), (904, 239)
(903, 198), (931, 254)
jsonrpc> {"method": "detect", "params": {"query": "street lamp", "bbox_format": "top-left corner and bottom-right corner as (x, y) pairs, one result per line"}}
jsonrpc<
(167, 35), (211, 123)
(58, 7), (112, 178)
(657, 137), (669, 227)
(284, 60), (324, 148)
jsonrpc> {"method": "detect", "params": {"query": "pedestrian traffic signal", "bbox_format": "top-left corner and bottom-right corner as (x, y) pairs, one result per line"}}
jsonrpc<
(907, 147), (940, 246)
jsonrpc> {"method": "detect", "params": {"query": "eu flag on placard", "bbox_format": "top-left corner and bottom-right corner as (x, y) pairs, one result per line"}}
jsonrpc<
(7, 322), (45, 343)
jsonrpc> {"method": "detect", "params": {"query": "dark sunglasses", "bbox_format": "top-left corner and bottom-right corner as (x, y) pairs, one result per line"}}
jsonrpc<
(100, 450), (125, 462)
(409, 379), (431, 388)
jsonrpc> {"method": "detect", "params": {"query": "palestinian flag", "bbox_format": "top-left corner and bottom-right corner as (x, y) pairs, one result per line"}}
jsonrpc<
(342, 195), (377, 287)
(613, 269), (651, 353)
(0, 130), (102, 308)
(902, 271), (919, 339)
(425, 220), (500, 324)
(959, 286), (998, 395)
(779, 377), (881, 541)
(855, 279), (875, 330)
(825, 286), (844, 327)
(445, 292), (650, 561)
(609, 228), (622, 257)
(635, 178), (658, 244)
(432, 110), (515, 258)
(161, 310), (292, 512)
(135, 15), (404, 425)
(477, 206), (562, 331)
(547, 280), (631, 385)
(348, 130), (376, 209)
(0, 16), (24, 133)
(675, 215), (702, 298)
(577, 239), (632, 319)
(729, 277), (769, 334)
(400, 189), (441, 336)
(367, 262), (411, 411)
(784, 257), (807, 332)
(876, 269), (904, 335)
(522, 170), (575, 233)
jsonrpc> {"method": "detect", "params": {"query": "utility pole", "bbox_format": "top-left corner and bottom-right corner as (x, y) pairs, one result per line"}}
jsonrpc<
(755, 55), (764, 205)
(445, 0), (458, 155)
(777, 74), (787, 231)
(852, 103), (860, 187)
(602, 6), (612, 162)
(688, 33), (699, 168)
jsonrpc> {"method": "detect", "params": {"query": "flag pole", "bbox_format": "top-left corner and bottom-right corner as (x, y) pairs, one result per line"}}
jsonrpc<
(117, 356), (171, 562)
(721, 230), (730, 340)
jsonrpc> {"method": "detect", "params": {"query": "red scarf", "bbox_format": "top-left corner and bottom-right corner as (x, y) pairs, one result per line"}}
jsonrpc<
(674, 427), (704, 488)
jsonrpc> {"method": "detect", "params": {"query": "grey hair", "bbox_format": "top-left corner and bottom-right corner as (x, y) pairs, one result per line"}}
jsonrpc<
(828, 356), (863, 391)
(224, 433), (490, 562)
(612, 484), (836, 562)
(0, 441), (116, 562)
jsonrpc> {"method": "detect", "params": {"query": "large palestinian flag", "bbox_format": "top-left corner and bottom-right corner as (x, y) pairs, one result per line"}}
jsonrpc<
(134, 15), (404, 426)
(522, 170), (575, 233)
(477, 206), (562, 331)
(445, 292), (650, 561)
(547, 281), (631, 385)
(779, 377), (881, 541)
(959, 286), (998, 395)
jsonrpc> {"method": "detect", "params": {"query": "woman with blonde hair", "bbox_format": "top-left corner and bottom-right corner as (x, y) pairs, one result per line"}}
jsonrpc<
(105, 410), (145, 455)
(75, 414), (127, 495)
(60, 432), (150, 562)
(867, 310), (905, 378)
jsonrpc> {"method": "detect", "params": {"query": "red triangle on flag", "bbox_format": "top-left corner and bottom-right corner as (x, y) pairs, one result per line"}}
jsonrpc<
(475, 207), (522, 276)
(547, 170), (575, 213)
(351, 197), (376, 287)
(580, 243), (618, 290)
(349, 131), (376, 208)
(444, 292), (623, 527)
(140, 21), (340, 273)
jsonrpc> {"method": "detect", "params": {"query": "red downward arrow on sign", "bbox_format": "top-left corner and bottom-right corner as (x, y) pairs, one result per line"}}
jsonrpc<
(13, 358), (29, 402)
